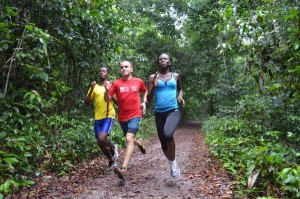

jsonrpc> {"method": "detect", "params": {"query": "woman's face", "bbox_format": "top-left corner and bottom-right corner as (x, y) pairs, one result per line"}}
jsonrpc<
(157, 54), (171, 69)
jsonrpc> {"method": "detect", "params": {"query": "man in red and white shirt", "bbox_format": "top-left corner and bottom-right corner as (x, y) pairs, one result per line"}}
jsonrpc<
(105, 61), (147, 181)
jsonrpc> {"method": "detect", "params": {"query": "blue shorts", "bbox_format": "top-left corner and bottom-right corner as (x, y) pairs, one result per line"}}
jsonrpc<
(94, 118), (114, 139)
(119, 117), (141, 136)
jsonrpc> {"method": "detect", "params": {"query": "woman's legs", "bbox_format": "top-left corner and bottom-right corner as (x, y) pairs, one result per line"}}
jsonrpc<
(164, 109), (181, 161)
(156, 109), (181, 178)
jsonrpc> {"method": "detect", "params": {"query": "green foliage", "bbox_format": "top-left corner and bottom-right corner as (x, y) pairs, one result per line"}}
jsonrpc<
(137, 116), (157, 139)
(1, 0), (299, 198)
(109, 125), (126, 147)
(0, 91), (97, 195)
(203, 94), (300, 198)
(279, 166), (300, 198)
(0, 0), (133, 196)
(201, 1), (300, 198)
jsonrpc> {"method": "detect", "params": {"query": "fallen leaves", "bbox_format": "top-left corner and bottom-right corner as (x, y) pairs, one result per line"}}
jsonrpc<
(189, 129), (232, 198)
(10, 123), (234, 199)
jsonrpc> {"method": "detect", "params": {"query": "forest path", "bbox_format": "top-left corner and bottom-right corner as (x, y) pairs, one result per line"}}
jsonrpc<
(13, 123), (232, 199)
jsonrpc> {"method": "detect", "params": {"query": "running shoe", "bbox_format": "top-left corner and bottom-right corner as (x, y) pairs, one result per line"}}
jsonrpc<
(138, 139), (146, 154)
(111, 144), (118, 161)
(170, 160), (180, 178)
(114, 166), (127, 180)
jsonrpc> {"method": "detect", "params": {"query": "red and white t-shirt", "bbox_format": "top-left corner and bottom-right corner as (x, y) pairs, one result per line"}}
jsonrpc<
(109, 77), (146, 121)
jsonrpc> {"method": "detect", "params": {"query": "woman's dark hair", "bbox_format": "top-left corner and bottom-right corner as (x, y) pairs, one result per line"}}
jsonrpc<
(156, 53), (172, 71)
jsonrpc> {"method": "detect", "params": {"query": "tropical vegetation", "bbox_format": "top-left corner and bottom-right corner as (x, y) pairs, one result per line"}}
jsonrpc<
(0, 0), (299, 198)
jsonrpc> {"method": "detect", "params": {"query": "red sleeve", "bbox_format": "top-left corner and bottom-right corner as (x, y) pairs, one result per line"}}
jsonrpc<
(139, 79), (147, 92)
(108, 81), (117, 98)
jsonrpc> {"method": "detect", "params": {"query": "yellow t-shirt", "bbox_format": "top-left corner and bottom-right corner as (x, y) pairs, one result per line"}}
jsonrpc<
(87, 84), (115, 120)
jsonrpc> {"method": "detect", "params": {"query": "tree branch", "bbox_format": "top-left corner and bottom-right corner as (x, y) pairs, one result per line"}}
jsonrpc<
(4, 28), (25, 93)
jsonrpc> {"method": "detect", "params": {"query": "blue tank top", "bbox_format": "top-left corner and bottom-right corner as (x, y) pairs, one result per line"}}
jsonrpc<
(155, 73), (178, 112)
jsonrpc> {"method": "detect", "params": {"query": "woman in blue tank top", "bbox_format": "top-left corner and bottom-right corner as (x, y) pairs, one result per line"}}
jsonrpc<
(147, 53), (185, 179)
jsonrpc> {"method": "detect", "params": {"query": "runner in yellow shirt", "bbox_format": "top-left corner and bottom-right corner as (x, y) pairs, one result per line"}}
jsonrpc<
(85, 66), (118, 170)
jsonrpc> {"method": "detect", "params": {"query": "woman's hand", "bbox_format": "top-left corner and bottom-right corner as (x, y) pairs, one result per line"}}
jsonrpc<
(153, 71), (159, 87)
(178, 96), (185, 108)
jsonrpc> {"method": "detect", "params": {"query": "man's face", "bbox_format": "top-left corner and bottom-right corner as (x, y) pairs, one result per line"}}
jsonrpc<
(120, 61), (133, 76)
(99, 67), (108, 80)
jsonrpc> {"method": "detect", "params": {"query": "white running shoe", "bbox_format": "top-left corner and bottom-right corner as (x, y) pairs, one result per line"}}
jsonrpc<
(111, 144), (118, 161)
(170, 160), (180, 178)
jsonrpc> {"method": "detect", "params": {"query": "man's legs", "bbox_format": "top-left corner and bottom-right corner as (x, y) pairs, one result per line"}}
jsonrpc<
(94, 118), (118, 169)
(114, 118), (145, 180)
(98, 133), (114, 159)
(122, 132), (136, 169)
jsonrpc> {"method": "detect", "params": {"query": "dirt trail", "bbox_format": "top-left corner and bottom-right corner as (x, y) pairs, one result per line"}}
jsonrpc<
(12, 123), (232, 199)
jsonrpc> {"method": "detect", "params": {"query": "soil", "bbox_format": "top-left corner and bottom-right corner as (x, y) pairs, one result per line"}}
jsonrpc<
(11, 122), (233, 199)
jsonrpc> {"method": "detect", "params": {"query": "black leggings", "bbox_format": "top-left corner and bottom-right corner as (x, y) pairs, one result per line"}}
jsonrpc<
(155, 109), (181, 151)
